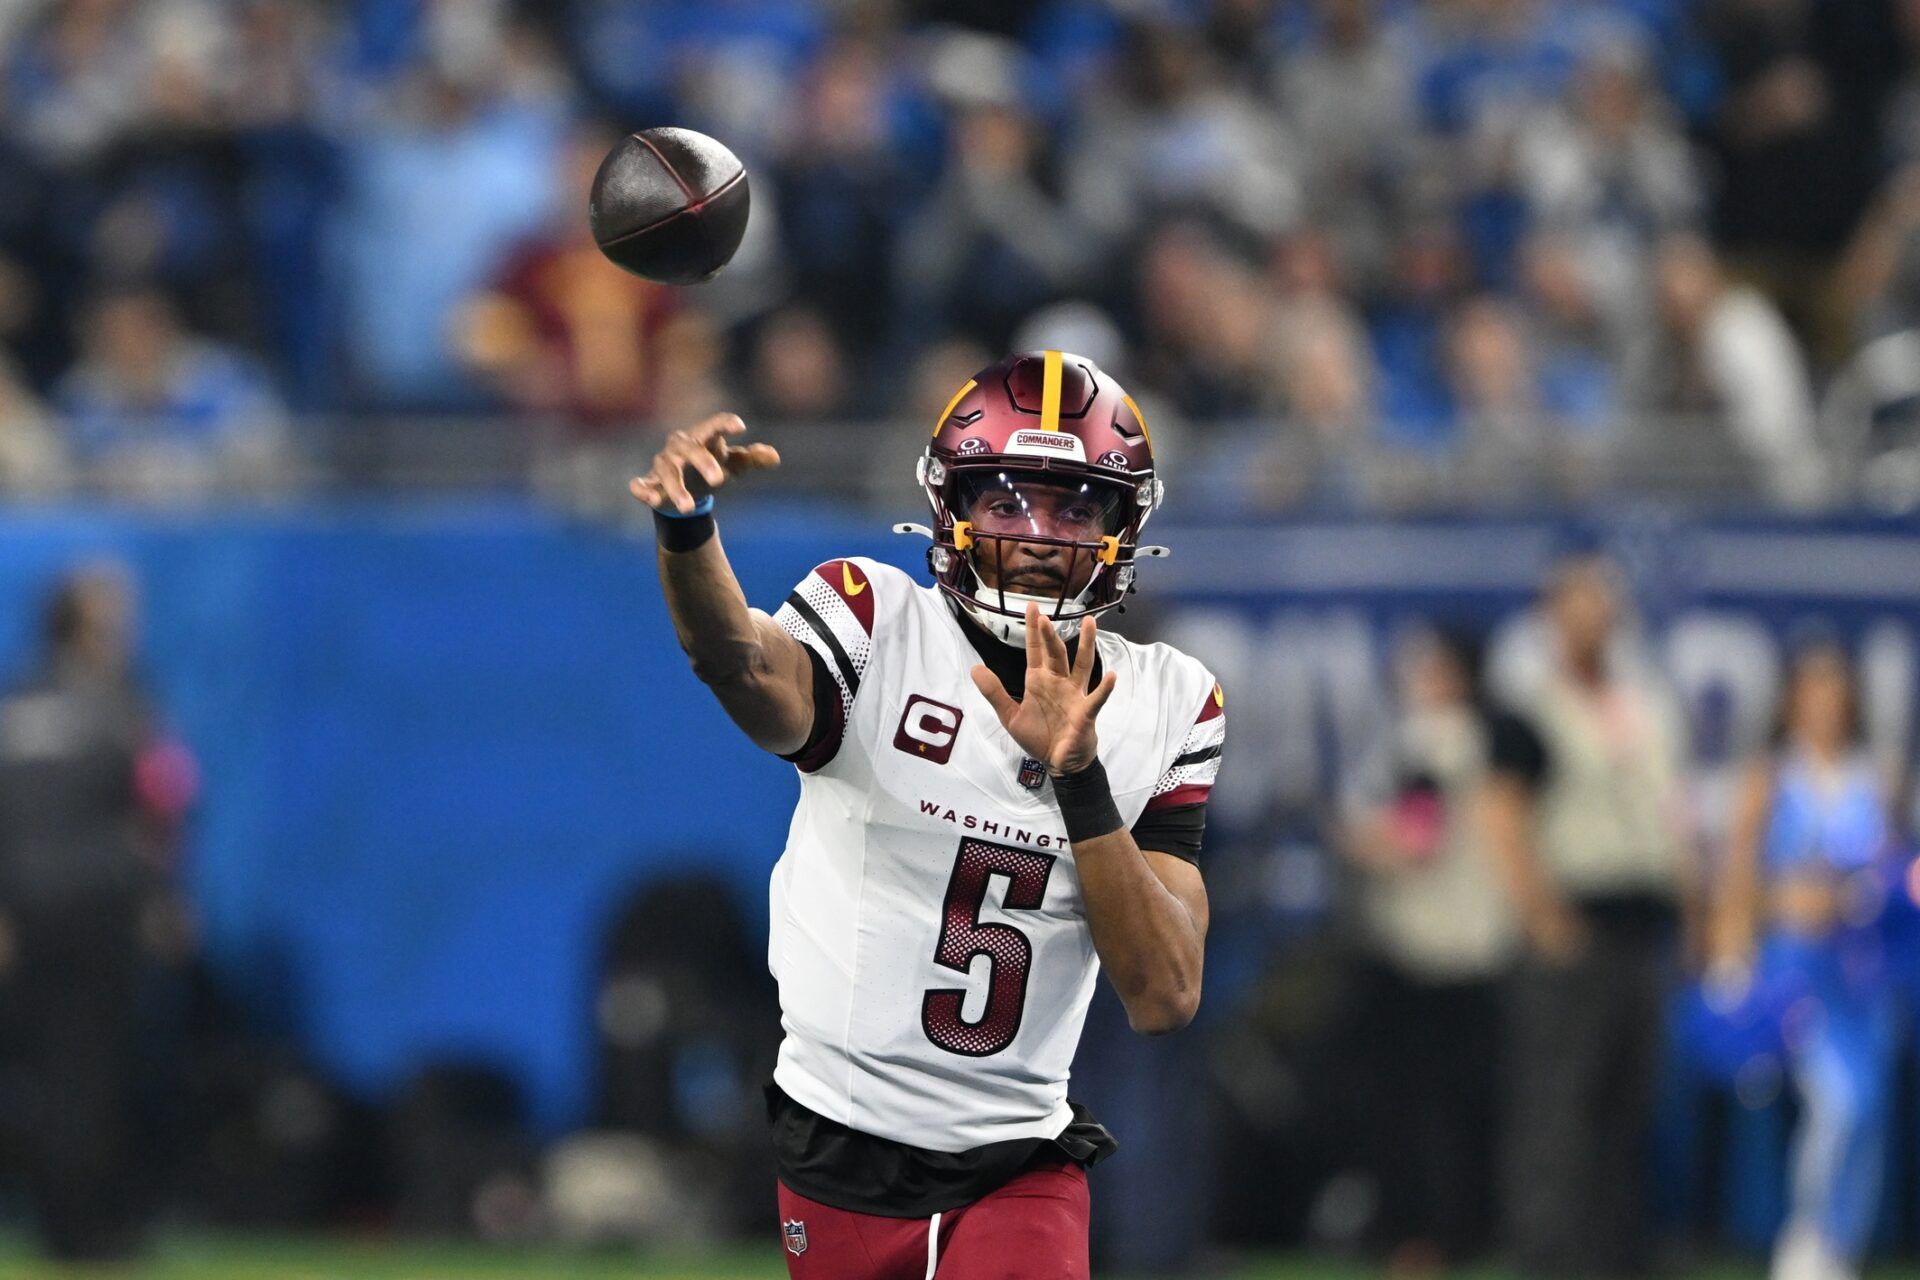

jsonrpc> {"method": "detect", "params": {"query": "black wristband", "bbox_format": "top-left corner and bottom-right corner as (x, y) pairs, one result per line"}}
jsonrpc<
(653, 509), (716, 553)
(1051, 758), (1124, 843)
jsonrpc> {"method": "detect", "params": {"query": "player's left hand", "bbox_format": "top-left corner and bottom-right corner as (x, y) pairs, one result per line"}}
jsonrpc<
(971, 604), (1118, 776)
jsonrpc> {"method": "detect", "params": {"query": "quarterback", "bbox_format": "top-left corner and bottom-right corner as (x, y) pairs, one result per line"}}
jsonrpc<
(629, 352), (1224, 1279)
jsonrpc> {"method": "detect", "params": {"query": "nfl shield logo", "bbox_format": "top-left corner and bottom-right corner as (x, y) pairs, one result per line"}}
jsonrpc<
(784, 1219), (808, 1255)
(1018, 756), (1047, 791)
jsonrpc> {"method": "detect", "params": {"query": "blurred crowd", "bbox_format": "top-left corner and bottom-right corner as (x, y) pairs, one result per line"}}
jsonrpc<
(3, 0), (1920, 506)
(1212, 550), (1920, 1280)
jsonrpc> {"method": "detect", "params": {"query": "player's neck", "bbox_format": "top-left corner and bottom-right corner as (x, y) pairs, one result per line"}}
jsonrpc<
(949, 600), (1090, 703)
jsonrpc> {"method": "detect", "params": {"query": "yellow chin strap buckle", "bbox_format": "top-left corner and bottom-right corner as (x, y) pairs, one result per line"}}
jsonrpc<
(1097, 536), (1120, 566)
(951, 521), (974, 551)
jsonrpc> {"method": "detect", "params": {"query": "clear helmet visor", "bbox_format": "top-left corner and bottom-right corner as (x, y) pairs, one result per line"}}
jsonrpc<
(948, 470), (1133, 642)
(952, 470), (1131, 543)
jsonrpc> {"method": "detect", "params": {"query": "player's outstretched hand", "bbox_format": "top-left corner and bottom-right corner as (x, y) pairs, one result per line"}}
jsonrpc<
(971, 605), (1118, 776)
(628, 413), (781, 514)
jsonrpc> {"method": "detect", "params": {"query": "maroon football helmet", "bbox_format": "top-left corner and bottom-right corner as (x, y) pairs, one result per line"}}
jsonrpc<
(903, 351), (1165, 643)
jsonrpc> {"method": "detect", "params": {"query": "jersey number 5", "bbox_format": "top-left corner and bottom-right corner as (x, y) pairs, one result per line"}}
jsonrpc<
(921, 838), (1058, 1057)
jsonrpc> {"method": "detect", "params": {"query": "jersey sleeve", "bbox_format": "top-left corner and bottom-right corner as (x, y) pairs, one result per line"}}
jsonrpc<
(772, 558), (880, 773)
(1135, 678), (1226, 863)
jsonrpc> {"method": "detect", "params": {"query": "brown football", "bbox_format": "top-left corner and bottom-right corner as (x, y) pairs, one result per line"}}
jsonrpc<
(588, 127), (750, 285)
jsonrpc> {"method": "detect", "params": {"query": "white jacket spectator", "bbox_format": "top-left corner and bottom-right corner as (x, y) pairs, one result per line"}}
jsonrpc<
(1654, 236), (1824, 506)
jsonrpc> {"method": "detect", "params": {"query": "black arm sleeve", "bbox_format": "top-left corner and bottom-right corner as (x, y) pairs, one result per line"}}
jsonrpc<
(776, 646), (845, 773)
(1130, 801), (1208, 866)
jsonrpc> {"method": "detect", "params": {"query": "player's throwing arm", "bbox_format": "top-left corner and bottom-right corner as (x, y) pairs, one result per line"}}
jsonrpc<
(627, 414), (815, 756)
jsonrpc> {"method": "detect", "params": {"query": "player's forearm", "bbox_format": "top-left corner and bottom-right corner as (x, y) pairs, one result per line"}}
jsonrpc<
(655, 526), (811, 753)
(1073, 828), (1205, 1034)
(657, 529), (762, 679)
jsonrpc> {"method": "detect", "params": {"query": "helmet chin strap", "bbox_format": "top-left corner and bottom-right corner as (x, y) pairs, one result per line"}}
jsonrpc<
(959, 584), (1089, 647)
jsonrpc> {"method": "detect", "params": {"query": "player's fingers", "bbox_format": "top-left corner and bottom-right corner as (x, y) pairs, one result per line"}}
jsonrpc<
(690, 412), (746, 444)
(651, 452), (697, 513)
(725, 442), (782, 472)
(1024, 604), (1044, 671)
(1071, 616), (1097, 689)
(1084, 670), (1119, 716)
(1040, 608), (1071, 674)
(628, 475), (665, 509)
(667, 433), (726, 488)
(970, 664), (1019, 727)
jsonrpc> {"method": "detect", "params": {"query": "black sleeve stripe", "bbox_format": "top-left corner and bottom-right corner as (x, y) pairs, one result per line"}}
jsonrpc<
(1170, 743), (1223, 769)
(783, 590), (861, 698)
(778, 646), (845, 773)
(1130, 800), (1208, 866)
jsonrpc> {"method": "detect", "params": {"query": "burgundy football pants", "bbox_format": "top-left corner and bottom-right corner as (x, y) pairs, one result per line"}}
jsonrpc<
(775, 1161), (1090, 1280)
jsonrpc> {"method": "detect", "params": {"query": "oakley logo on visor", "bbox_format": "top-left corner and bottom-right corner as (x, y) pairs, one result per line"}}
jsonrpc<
(1096, 450), (1130, 470)
(956, 437), (989, 454)
(894, 695), (963, 764)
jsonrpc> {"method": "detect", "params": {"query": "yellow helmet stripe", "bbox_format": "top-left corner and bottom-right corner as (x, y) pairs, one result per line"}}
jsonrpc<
(1040, 349), (1063, 431)
(933, 379), (977, 437)
(1121, 392), (1153, 447)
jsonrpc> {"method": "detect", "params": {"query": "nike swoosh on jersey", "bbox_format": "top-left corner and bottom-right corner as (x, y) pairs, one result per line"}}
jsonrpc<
(842, 564), (867, 596)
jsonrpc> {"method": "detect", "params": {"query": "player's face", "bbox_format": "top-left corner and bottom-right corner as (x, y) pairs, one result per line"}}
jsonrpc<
(961, 475), (1124, 598)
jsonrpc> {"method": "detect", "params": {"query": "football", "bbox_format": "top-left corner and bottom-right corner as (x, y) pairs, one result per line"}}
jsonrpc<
(587, 127), (750, 286)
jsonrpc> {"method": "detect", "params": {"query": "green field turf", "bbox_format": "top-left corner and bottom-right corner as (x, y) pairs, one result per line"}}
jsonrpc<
(0, 1236), (1907, 1280)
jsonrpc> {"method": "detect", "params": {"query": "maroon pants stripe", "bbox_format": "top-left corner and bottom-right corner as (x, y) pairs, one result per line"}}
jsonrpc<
(776, 1161), (1090, 1280)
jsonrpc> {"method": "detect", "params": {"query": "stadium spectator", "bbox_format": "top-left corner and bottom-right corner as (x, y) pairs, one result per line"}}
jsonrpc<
(560, 0), (821, 157)
(1446, 294), (1543, 452)
(1694, 0), (1903, 348)
(1514, 234), (1626, 440)
(1136, 223), (1285, 420)
(459, 123), (679, 434)
(1065, 14), (1301, 252)
(1263, 292), (1376, 506)
(770, 31), (935, 359)
(1338, 627), (1516, 1271)
(1650, 234), (1825, 505)
(1270, 0), (1417, 285)
(744, 305), (851, 422)
(0, 117), (77, 387)
(0, 0), (1899, 509)
(330, 15), (571, 407)
(1711, 638), (1902, 1280)
(1400, 0), (1590, 140)
(6, 0), (152, 165)
(646, 310), (734, 433)
(86, 16), (258, 346)
(0, 564), (184, 1261)
(1398, 0), (1602, 281)
(1832, 165), (1920, 344)
(54, 284), (287, 500)
(1369, 219), (1470, 449)
(0, 353), (69, 496)
(1514, 35), (1703, 293)
(1483, 551), (1690, 1280)
(897, 93), (1094, 352)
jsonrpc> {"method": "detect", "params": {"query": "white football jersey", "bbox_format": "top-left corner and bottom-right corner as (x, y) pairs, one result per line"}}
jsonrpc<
(766, 556), (1224, 1153)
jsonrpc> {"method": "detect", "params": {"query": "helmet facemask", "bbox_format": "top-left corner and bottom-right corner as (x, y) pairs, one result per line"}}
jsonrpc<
(920, 459), (1149, 646)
